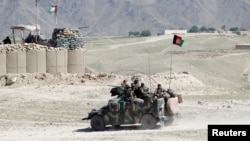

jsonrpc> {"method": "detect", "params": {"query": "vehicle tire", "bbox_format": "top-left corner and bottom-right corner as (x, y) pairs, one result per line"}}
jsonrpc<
(164, 115), (174, 126)
(91, 115), (105, 131)
(141, 114), (157, 129)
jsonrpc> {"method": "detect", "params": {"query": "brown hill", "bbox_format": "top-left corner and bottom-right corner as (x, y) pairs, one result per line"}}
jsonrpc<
(0, 0), (250, 38)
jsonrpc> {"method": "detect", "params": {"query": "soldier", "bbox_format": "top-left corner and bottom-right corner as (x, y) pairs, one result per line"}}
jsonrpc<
(3, 36), (11, 44)
(121, 79), (130, 89)
(138, 82), (150, 98)
(125, 88), (135, 102)
(133, 79), (140, 97)
(154, 84), (170, 100)
(129, 82), (144, 104)
(130, 83), (135, 90)
(133, 79), (140, 90)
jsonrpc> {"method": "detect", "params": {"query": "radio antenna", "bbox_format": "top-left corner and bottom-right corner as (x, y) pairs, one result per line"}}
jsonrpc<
(169, 54), (173, 89)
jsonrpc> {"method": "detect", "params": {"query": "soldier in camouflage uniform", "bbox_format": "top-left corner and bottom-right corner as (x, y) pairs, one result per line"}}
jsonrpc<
(154, 84), (171, 101)
(137, 82), (150, 98)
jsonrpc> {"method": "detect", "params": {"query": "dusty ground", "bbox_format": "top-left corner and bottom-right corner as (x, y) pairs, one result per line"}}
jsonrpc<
(0, 35), (250, 141)
(0, 72), (250, 141)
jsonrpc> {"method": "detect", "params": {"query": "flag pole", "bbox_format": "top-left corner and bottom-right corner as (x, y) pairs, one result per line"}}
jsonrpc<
(35, 0), (38, 43)
(169, 34), (184, 89)
(55, 0), (58, 28)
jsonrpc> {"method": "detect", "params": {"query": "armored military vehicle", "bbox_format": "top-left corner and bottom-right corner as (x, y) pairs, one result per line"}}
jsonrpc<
(82, 86), (182, 131)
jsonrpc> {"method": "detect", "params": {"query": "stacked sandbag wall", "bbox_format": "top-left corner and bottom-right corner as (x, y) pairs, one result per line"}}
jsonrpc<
(67, 48), (86, 74)
(0, 46), (6, 74)
(46, 47), (68, 74)
(26, 44), (47, 73)
(50, 28), (84, 50)
(6, 45), (26, 73)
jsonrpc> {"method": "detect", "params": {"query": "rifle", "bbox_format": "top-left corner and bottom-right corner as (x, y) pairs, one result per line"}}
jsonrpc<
(78, 26), (89, 29)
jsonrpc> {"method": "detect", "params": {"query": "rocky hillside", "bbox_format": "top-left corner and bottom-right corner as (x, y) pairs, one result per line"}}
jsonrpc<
(1, 0), (250, 38)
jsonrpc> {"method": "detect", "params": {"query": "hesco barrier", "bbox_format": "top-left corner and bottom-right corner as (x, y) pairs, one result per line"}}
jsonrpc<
(26, 49), (46, 73)
(1, 44), (86, 74)
(6, 51), (26, 73)
(46, 49), (68, 74)
(68, 49), (85, 74)
(0, 50), (6, 74)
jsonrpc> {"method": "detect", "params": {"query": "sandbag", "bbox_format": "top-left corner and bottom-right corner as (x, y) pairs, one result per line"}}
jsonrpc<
(166, 97), (179, 115)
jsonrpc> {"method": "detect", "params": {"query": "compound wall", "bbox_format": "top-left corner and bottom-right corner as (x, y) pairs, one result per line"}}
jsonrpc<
(6, 51), (26, 73)
(0, 50), (6, 75)
(0, 44), (86, 75)
(26, 49), (46, 73)
(46, 49), (68, 74)
(68, 49), (85, 74)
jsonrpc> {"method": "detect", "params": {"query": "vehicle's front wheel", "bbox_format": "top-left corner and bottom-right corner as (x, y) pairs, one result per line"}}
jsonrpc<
(141, 114), (157, 129)
(91, 115), (105, 131)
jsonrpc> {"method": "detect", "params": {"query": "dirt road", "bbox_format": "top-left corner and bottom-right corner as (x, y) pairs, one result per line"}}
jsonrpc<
(1, 73), (250, 141)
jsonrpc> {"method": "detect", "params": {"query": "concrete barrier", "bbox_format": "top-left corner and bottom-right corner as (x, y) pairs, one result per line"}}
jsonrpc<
(68, 49), (85, 74)
(6, 51), (26, 73)
(26, 49), (46, 73)
(0, 50), (6, 74)
(46, 49), (68, 74)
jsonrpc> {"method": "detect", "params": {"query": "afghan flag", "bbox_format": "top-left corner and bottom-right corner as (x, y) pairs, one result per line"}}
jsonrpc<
(49, 5), (57, 14)
(173, 35), (184, 47)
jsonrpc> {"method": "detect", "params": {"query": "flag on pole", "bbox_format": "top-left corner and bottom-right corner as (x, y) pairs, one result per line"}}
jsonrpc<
(49, 5), (57, 14)
(173, 35), (184, 47)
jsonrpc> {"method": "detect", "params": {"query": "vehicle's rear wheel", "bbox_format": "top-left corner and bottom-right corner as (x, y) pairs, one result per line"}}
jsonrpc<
(91, 115), (105, 131)
(141, 114), (157, 129)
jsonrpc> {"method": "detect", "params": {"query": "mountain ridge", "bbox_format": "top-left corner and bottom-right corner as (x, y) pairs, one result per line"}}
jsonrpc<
(0, 0), (250, 39)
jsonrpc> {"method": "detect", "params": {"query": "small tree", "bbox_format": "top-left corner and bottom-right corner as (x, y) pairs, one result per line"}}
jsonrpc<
(140, 30), (151, 37)
(134, 31), (140, 36)
(207, 27), (216, 33)
(128, 31), (134, 36)
(200, 26), (207, 32)
(240, 28), (247, 31)
(128, 31), (140, 37)
(229, 27), (239, 32)
(188, 25), (199, 33)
